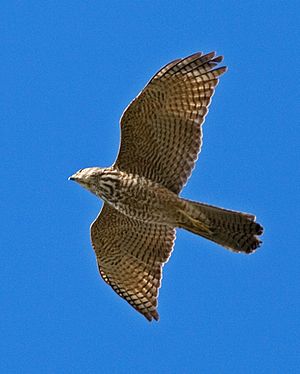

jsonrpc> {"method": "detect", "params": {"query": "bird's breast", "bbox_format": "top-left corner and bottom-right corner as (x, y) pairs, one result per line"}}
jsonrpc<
(100, 172), (180, 224)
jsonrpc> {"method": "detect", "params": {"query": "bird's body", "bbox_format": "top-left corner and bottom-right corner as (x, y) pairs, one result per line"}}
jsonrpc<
(70, 52), (263, 321)
(74, 167), (183, 225)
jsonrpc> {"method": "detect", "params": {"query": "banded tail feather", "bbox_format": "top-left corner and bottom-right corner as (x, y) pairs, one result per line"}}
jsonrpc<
(181, 199), (263, 254)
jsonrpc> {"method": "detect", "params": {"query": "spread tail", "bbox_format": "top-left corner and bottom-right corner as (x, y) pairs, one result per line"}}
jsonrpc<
(179, 200), (263, 254)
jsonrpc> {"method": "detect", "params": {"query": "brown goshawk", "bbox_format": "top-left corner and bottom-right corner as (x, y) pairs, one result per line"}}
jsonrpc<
(69, 52), (263, 321)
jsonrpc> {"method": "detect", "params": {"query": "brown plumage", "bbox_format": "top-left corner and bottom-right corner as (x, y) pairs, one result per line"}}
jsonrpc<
(179, 200), (263, 254)
(69, 52), (263, 321)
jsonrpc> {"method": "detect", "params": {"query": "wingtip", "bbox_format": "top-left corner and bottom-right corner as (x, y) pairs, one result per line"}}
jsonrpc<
(212, 55), (224, 63)
(186, 51), (203, 59)
(153, 311), (160, 321)
(216, 66), (228, 76)
(144, 309), (159, 322)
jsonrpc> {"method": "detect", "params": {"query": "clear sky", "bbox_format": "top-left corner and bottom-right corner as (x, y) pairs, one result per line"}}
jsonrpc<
(2, 1), (299, 373)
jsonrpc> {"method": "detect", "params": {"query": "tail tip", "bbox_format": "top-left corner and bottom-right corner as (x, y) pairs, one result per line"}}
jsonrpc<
(238, 220), (263, 255)
(244, 237), (262, 254)
(255, 222), (264, 236)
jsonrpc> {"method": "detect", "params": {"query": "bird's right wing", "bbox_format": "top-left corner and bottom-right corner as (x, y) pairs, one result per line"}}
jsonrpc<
(90, 203), (175, 321)
(114, 52), (227, 194)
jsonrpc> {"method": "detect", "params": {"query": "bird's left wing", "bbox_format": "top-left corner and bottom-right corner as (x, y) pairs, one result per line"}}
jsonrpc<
(90, 203), (175, 321)
(114, 52), (227, 194)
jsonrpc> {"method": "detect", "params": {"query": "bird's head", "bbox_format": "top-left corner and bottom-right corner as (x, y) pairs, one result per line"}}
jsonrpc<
(69, 167), (118, 199)
(69, 167), (105, 194)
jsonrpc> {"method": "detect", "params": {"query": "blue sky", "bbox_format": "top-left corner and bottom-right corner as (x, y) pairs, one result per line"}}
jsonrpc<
(2, 1), (299, 373)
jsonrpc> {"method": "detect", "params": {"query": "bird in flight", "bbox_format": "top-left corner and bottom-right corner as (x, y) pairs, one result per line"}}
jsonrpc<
(69, 52), (263, 321)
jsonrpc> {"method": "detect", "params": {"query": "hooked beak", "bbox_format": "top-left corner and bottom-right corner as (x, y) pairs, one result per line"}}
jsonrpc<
(68, 174), (76, 181)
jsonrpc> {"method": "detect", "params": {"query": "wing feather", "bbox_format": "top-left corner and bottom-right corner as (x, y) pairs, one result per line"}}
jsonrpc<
(90, 203), (175, 321)
(115, 52), (227, 193)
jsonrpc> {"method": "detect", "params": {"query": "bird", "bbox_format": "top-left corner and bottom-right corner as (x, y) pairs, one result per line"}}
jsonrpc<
(69, 52), (263, 321)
